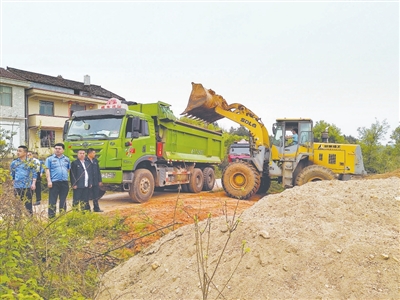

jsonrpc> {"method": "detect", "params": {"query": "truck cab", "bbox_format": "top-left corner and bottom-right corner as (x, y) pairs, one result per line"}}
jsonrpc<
(228, 140), (250, 162)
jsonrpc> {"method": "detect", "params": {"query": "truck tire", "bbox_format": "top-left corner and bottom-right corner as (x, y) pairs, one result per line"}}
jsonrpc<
(295, 165), (336, 186)
(129, 169), (155, 203)
(188, 168), (204, 193)
(257, 176), (271, 194)
(202, 167), (215, 191)
(222, 161), (261, 200)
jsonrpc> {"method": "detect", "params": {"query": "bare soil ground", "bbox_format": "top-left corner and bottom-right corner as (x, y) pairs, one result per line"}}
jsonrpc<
(96, 173), (400, 300)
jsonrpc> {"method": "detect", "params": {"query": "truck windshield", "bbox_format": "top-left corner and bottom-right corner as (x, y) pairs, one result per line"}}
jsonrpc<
(66, 117), (123, 141)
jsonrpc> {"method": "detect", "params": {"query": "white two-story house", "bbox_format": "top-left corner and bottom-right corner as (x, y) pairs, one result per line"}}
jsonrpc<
(5, 67), (125, 156)
(0, 68), (31, 150)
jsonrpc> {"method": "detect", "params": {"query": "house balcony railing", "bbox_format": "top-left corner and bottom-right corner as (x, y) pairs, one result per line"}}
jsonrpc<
(28, 114), (69, 129)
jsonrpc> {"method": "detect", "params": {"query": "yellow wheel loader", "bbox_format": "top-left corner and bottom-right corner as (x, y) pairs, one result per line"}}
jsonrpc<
(182, 83), (366, 199)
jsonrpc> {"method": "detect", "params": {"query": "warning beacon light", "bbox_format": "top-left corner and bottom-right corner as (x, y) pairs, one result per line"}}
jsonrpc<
(101, 98), (128, 109)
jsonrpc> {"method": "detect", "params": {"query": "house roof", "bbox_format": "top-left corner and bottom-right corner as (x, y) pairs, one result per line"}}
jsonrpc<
(7, 67), (125, 100)
(0, 67), (27, 81)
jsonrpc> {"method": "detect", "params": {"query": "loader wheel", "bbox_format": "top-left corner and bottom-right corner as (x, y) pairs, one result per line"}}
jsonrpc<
(188, 168), (204, 193)
(222, 162), (261, 200)
(295, 165), (336, 186)
(257, 176), (271, 194)
(202, 167), (215, 191)
(129, 169), (154, 203)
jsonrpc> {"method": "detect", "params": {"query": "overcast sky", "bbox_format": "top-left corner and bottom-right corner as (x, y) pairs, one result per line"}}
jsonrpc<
(1, 1), (399, 142)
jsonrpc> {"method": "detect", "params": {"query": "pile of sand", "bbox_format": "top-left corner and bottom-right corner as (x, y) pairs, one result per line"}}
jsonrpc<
(96, 177), (400, 299)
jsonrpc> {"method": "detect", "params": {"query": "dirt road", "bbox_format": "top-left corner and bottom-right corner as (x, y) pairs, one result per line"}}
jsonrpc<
(98, 180), (264, 253)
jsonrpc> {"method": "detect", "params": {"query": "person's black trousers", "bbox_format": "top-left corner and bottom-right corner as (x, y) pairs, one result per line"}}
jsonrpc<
(48, 181), (69, 218)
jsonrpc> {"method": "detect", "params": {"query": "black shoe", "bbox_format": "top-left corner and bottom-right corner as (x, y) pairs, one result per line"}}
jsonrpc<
(33, 201), (41, 206)
(93, 209), (104, 213)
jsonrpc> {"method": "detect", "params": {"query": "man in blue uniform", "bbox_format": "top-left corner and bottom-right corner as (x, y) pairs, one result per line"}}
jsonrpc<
(45, 143), (70, 218)
(10, 145), (37, 215)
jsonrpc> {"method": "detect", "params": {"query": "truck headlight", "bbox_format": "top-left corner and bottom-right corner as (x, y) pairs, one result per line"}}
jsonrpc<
(102, 172), (116, 179)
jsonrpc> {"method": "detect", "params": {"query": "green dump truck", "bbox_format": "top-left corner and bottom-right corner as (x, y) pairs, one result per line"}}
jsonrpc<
(63, 98), (224, 202)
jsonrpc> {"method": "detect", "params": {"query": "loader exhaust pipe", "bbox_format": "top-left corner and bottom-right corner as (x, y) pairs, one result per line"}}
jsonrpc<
(181, 82), (229, 123)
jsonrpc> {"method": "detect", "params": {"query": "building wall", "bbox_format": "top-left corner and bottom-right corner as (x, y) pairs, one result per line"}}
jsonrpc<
(26, 89), (106, 156)
(0, 78), (30, 149)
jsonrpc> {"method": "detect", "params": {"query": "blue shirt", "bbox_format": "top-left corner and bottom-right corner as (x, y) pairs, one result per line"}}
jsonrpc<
(45, 154), (70, 182)
(10, 158), (36, 188)
(293, 133), (298, 144)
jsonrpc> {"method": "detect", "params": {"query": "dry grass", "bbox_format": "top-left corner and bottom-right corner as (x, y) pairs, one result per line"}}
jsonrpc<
(366, 168), (400, 179)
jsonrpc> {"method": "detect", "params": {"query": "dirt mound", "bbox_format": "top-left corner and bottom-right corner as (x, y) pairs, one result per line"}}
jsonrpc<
(97, 177), (400, 299)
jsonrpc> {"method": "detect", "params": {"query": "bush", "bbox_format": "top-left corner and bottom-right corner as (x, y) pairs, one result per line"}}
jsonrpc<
(0, 178), (130, 299)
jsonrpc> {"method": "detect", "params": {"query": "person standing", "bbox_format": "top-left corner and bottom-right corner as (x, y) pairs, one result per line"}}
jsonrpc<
(291, 128), (299, 145)
(86, 148), (104, 212)
(70, 149), (92, 211)
(28, 151), (44, 206)
(10, 145), (37, 215)
(45, 143), (70, 218)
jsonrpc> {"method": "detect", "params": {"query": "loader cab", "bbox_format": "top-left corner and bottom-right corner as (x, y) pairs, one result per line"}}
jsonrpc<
(272, 118), (314, 157)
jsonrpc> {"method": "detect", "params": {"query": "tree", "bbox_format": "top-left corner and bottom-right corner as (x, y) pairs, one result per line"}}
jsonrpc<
(0, 128), (17, 161)
(229, 125), (249, 136)
(313, 121), (346, 143)
(390, 125), (400, 147)
(343, 135), (358, 144)
(357, 118), (390, 173)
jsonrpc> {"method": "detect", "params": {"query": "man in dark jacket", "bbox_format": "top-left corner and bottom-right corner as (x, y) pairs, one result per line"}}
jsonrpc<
(70, 149), (92, 211)
(86, 148), (104, 212)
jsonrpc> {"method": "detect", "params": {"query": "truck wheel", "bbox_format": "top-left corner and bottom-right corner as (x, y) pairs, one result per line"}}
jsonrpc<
(188, 168), (204, 193)
(222, 162), (261, 200)
(129, 169), (155, 203)
(257, 176), (271, 194)
(295, 165), (336, 186)
(202, 167), (215, 191)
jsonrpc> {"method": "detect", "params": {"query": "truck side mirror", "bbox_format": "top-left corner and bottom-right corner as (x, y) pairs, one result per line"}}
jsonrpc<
(272, 124), (277, 135)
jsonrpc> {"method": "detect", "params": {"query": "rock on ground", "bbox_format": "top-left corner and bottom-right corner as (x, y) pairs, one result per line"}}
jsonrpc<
(96, 177), (400, 300)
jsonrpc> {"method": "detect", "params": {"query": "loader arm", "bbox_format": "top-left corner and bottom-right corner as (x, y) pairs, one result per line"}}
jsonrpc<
(214, 104), (270, 149)
(182, 82), (270, 150)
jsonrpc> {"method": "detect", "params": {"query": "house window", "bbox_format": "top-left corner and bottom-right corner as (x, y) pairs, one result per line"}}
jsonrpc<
(70, 103), (85, 117)
(40, 130), (55, 148)
(39, 101), (54, 116)
(0, 85), (12, 106)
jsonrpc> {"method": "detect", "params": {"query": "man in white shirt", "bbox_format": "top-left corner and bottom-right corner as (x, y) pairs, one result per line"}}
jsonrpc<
(70, 149), (92, 211)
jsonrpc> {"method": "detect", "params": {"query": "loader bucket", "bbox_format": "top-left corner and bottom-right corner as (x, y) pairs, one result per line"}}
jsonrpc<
(181, 82), (229, 123)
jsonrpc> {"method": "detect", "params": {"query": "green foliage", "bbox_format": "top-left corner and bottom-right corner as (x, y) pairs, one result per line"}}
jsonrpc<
(357, 118), (390, 173)
(0, 128), (17, 160)
(0, 168), (9, 184)
(268, 181), (285, 194)
(313, 120), (346, 143)
(390, 126), (400, 148)
(228, 125), (248, 136)
(0, 190), (130, 299)
(343, 134), (358, 144)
